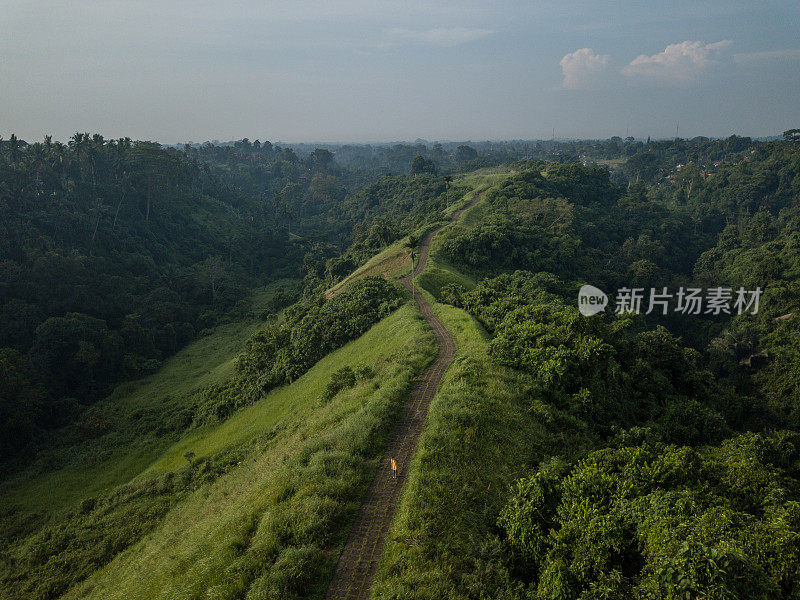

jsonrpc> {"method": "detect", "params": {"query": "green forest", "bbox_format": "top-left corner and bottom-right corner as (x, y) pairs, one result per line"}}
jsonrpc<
(1, 131), (800, 600)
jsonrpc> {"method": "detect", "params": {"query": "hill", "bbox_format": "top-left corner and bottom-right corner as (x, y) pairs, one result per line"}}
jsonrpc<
(0, 134), (465, 461)
(3, 137), (800, 599)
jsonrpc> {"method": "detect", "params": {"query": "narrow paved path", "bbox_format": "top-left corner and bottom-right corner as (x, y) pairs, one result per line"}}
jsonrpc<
(324, 192), (481, 600)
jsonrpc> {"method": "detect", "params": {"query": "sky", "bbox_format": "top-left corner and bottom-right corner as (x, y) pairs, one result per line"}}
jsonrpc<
(1, 0), (799, 143)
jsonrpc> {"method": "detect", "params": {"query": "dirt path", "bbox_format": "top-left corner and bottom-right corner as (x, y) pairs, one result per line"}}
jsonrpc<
(324, 192), (481, 600)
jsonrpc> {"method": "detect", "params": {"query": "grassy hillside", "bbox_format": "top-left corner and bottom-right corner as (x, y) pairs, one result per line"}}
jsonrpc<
(414, 224), (480, 302)
(373, 299), (539, 598)
(0, 169), (495, 600)
(374, 148), (800, 599)
(0, 137), (311, 457)
(411, 173), (501, 300)
(50, 304), (435, 600)
(320, 171), (540, 599)
(1, 286), (437, 599)
(326, 237), (414, 297)
(6, 143), (799, 598)
(367, 178), (569, 598)
(1, 281), (299, 516)
(326, 178), (495, 298)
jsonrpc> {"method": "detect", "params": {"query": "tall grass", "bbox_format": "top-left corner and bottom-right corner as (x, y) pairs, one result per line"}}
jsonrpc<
(414, 208), (482, 301)
(1, 172), (517, 600)
(370, 171), (566, 599)
(52, 305), (436, 600)
(371, 300), (545, 599)
(326, 175), (492, 298)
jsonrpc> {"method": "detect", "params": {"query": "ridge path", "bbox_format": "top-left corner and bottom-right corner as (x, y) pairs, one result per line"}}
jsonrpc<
(323, 192), (481, 600)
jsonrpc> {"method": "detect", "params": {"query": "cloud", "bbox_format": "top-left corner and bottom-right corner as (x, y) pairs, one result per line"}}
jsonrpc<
(733, 47), (800, 65)
(621, 40), (732, 84)
(387, 27), (493, 47)
(559, 48), (610, 89)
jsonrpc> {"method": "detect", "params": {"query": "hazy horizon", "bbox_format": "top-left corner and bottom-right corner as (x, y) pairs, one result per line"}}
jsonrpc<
(2, 134), (786, 147)
(3, 1), (799, 144)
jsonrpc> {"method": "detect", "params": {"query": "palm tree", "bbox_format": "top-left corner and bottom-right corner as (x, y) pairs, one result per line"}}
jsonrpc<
(405, 235), (419, 298)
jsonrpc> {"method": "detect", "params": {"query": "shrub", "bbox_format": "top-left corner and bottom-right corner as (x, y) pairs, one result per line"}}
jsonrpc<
(322, 367), (357, 402)
(193, 277), (402, 425)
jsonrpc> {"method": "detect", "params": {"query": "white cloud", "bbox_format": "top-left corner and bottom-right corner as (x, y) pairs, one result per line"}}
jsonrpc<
(387, 27), (493, 47)
(621, 40), (732, 84)
(559, 48), (610, 89)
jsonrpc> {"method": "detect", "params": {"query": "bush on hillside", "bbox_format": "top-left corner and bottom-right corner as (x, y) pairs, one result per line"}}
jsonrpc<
(192, 277), (402, 423)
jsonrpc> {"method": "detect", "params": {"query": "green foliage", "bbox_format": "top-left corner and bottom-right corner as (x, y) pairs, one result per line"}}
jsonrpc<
(373, 303), (535, 600)
(45, 306), (436, 600)
(322, 366), (357, 402)
(453, 270), (567, 332)
(498, 462), (564, 567)
(0, 135), (459, 456)
(441, 213), (577, 274)
(0, 348), (49, 454)
(455, 145), (478, 163)
(438, 162), (713, 294)
(0, 447), (246, 600)
(439, 283), (466, 307)
(0, 135), (300, 452)
(500, 432), (800, 599)
(455, 274), (725, 439)
(193, 276), (402, 423)
(384, 143), (800, 599)
(341, 174), (455, 262)
(321, 364), (376, 402)
(407, 148), (800, 597)
(4, 134), (800, 600)
(438, 167), (599, 277)
(410, 155), (438, 176)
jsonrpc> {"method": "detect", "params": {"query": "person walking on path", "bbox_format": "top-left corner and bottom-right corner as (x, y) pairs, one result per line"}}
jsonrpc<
(390, 457), (398, 480)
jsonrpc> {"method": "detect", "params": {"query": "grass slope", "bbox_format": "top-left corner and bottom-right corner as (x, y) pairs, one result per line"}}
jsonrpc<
(326, 238), (414, 297)
(326, 177), (494, 298)
(371, 171), (562, 599)
(1, 280), (299, 517)
(414, 195), (485, 301)
(2, 169), (510, 600)
(60, 304), (436, 600)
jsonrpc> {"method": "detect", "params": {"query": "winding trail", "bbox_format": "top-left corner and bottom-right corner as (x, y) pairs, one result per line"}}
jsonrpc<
(324, 193), (481, 600)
